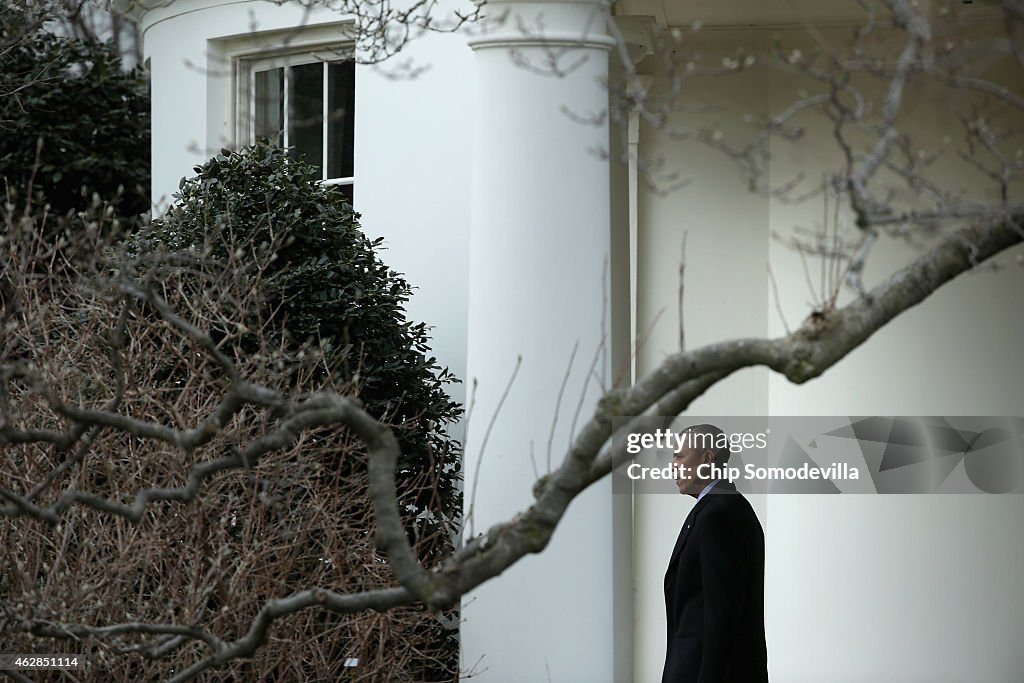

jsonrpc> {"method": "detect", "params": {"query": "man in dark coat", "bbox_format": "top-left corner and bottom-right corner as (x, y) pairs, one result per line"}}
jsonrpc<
(662, 424), (768, 683)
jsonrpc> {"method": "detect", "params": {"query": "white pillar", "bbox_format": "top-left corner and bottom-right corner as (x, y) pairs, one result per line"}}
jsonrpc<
(462, 2), (617, 681)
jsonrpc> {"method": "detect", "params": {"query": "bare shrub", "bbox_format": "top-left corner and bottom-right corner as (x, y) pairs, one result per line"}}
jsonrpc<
(0, 199), (457, 681)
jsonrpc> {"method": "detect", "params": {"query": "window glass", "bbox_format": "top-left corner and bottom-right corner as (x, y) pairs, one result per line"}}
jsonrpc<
(289, 62), (324, 175)
(327, 61), (355, 180)
(246, 55), (354, 188)
(254, 68), (283, 144)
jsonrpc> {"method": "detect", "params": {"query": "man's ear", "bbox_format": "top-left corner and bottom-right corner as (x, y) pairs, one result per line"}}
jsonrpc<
(703, 449), (715, 466)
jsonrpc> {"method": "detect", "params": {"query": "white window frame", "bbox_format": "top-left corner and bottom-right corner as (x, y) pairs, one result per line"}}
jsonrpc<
(233, 41), (355, 190)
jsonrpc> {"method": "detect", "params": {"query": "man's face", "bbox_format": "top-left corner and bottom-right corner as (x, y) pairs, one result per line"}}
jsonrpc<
(672, 446), (715, 497)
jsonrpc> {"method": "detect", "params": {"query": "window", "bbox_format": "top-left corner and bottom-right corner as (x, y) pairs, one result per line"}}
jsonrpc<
(239, 53), (355, 198)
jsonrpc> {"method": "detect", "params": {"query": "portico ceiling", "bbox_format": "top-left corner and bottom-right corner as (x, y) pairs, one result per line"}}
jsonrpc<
(613, 0), (998, 28)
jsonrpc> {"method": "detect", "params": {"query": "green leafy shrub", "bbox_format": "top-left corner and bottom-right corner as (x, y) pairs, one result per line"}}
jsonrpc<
(149, 141), (463, 678)
(0, 9), (150, 224)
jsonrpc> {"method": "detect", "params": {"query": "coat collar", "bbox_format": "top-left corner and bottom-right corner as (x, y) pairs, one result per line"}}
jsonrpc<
(666, 480), (739, 571)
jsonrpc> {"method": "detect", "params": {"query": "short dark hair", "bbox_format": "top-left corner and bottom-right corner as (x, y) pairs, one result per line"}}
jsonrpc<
(682, 423), (731, 466)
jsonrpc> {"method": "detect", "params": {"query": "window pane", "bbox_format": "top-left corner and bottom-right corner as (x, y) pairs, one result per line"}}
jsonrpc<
(289, 62), (324, 174)
(254, 68), (283, 144)
(327, 61), (355, 180)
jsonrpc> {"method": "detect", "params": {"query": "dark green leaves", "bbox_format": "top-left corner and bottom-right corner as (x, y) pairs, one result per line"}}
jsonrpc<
(0, 20), (150, 227)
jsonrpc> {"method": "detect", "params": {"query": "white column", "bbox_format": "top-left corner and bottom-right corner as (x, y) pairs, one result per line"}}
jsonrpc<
(462, 2), (617, 681)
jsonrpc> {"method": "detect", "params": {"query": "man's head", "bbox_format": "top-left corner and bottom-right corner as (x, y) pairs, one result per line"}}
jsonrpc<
(672, 423), (730, 497)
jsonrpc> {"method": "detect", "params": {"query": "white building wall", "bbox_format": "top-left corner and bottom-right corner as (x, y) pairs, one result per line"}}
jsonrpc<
(350, 25), (474, 417)
(763, 27), (1024, 683)
(634, 24), (1024, 683)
